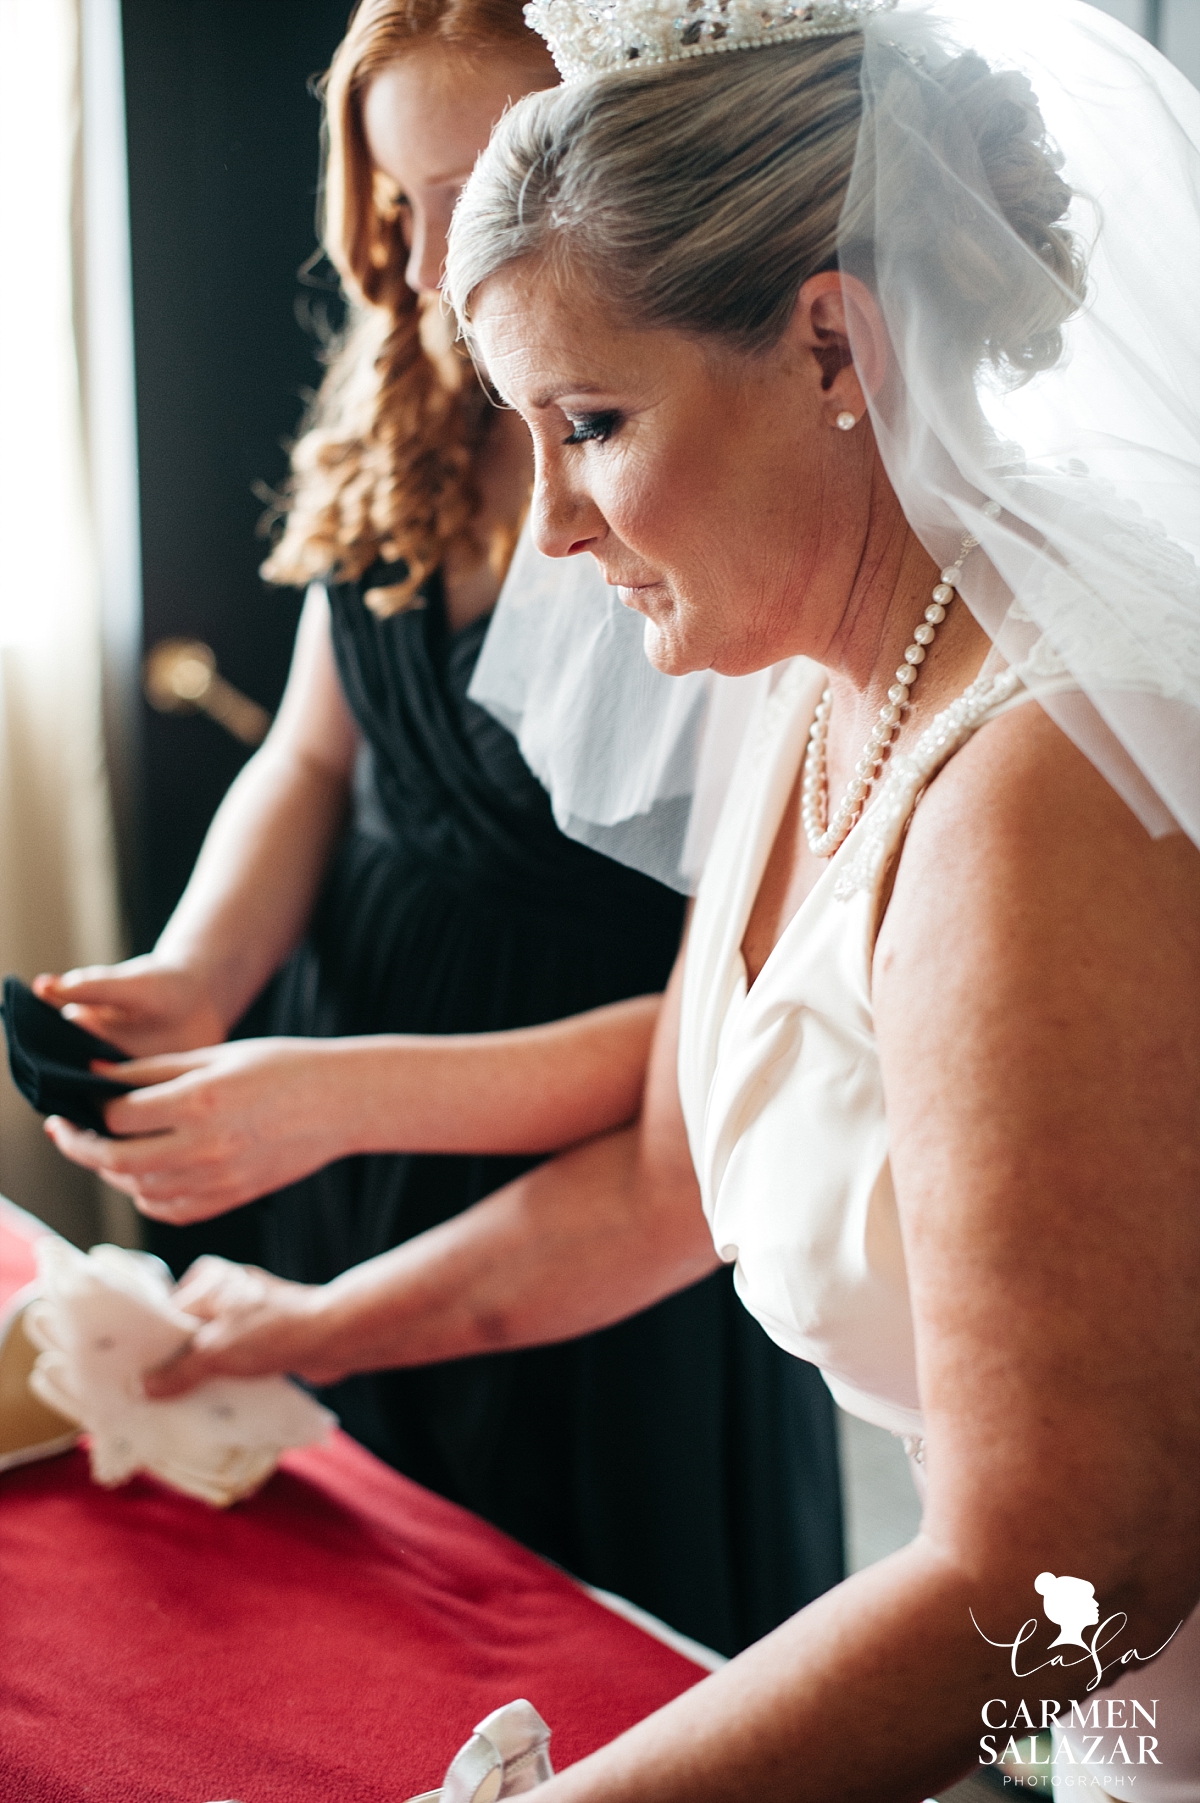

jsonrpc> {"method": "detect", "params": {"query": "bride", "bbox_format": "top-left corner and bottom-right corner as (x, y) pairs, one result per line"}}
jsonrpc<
(143, 0), (1199, 1794)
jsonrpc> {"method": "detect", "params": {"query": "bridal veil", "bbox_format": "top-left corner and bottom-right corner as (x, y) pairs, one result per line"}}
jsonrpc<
(464, 0), (1200, 875)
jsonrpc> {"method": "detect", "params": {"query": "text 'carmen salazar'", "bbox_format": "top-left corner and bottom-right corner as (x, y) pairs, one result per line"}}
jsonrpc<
(981, 1698), (1162, 1770)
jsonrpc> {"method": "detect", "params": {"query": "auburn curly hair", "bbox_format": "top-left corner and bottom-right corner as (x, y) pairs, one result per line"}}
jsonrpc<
(260, 0), (552, 614)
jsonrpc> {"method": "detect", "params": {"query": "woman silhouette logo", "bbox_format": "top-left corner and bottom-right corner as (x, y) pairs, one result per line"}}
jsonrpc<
(1034, 1572), (1101, 1649)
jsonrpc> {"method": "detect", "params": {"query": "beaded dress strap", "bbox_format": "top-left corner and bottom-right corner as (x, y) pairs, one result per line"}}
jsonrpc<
(832, 666), (1024, 903)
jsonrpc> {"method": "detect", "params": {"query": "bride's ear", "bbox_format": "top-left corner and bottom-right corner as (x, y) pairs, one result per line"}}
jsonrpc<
(787, 271), (888, 430)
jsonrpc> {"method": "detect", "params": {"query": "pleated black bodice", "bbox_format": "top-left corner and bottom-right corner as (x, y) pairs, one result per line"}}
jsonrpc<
(330, 566), (678, 918)
(262, 568), (690, 1274)
(157, 564), (843, 1655)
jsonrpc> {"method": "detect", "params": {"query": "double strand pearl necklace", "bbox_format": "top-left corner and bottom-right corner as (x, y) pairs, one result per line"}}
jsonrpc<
(801, 524), (992, 859)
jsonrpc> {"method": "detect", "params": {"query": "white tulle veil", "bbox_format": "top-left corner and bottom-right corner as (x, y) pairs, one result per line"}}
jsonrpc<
(469, 532), (773, 889)
(467, 0), (1200, 881)
(846, 0), (1200, 845)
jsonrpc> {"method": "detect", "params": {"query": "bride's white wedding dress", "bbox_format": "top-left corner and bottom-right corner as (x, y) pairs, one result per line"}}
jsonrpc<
(677, 655), (1200, 1799)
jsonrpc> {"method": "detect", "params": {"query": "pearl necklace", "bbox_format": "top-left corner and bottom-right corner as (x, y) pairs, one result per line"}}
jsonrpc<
(800, 526), (991, 859)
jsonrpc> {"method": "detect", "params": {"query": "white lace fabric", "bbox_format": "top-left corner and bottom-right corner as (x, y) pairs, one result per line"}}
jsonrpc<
(24, 1242), (334, 1507)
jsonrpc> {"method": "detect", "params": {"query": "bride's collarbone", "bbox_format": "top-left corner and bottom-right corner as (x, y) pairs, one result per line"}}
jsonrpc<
(739, 645), (1009, 989)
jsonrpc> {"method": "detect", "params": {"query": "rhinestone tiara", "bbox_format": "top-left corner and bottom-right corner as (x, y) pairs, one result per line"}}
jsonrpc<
(523, 0), (896, 84)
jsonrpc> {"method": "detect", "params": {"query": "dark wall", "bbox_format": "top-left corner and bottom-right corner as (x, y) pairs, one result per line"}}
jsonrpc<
(122, 0), (353, 948)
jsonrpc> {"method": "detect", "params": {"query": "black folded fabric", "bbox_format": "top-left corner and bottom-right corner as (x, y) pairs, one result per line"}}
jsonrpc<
(2, 976), (131, 1132)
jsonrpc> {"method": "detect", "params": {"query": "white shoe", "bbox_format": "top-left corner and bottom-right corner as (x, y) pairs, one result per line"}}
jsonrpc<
(409, 1701), (554, 1803)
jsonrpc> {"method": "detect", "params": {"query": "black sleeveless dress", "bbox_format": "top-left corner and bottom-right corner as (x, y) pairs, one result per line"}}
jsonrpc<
(163, 564), (844, 1655)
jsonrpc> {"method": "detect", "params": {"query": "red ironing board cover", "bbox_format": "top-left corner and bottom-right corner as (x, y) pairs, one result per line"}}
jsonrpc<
(0, 1207), (706, 1803)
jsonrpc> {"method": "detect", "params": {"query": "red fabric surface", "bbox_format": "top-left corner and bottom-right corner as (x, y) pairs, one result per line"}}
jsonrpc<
(0, 1199), (41, 1298)
(0, 1210), (705, 1803)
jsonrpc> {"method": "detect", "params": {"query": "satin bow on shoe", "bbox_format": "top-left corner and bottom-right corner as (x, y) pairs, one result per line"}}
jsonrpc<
(407, 1700), (555, 1803)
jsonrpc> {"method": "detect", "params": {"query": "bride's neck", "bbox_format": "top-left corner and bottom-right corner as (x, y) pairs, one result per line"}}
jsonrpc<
(821, 513), (993, 790)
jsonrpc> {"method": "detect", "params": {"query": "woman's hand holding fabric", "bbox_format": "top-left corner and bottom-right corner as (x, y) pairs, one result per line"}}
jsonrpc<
(32, 959), (228, 1057)
(128, 948), (716, 1401)
(42, 997), (665, 1222)
(141, 1256), (343, 1395)
(42, 1037), (348, 1221)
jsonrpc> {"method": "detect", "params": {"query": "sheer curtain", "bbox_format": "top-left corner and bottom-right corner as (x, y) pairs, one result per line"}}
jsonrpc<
(0, 0), (134, 1246)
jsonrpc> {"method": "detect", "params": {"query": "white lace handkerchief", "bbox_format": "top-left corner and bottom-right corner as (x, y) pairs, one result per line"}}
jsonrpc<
(23, 1241), (335, 1507)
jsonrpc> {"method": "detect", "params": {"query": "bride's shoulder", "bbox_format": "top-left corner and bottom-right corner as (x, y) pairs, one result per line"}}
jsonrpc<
(875, 697), (1199, 999)
(871, 697), (1198, 1234)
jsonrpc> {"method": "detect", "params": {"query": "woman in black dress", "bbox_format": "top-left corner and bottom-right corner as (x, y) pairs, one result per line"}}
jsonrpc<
(40, 0), (841, 1656)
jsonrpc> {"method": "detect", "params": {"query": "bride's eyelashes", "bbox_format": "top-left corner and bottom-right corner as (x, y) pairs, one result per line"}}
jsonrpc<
(562, 410), (622, 446)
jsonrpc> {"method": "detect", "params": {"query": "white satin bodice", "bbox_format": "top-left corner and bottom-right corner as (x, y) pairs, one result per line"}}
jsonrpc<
(678, 648), (1200, 1800)
(678, 655), (1028, 1437)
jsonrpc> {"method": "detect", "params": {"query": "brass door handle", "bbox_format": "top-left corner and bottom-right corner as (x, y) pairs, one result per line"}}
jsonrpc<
(143, 639), (272, 748)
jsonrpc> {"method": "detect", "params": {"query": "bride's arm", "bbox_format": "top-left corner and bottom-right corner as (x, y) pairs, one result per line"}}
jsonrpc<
(527, 706), (1200, 1803)
(144, 942), (716, 1390)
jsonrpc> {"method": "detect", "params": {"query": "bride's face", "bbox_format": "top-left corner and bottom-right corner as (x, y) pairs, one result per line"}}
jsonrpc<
(472, 257), (872, 676)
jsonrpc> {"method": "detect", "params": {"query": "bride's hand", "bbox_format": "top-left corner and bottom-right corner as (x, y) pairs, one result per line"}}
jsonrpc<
(143, 1256), (344, 1396)
(33, 957), (228, 1056)
(42, 1037), (350, 1221)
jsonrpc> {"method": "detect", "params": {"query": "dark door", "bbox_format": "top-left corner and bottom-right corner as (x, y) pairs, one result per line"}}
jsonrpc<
(122, 0), (353, 949)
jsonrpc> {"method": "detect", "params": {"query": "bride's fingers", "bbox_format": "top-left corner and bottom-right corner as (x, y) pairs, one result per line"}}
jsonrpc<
(144, 1324), (266, 1396)
(145, 1300), (311, 1395)
(175, 1254), (264, 1312)
(170, 1259), (240, 1315)
(142, 1336), (207, 1398)
(168, 1262), (270, 1326)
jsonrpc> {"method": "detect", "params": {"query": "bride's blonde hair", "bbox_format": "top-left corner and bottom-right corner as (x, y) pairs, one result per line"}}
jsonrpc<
(447, 33), (1084, 383)
(261, 0), (551, 613)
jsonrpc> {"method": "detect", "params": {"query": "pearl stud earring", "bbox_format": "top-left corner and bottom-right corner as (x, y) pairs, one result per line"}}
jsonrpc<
(835, 411), (857, 431)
